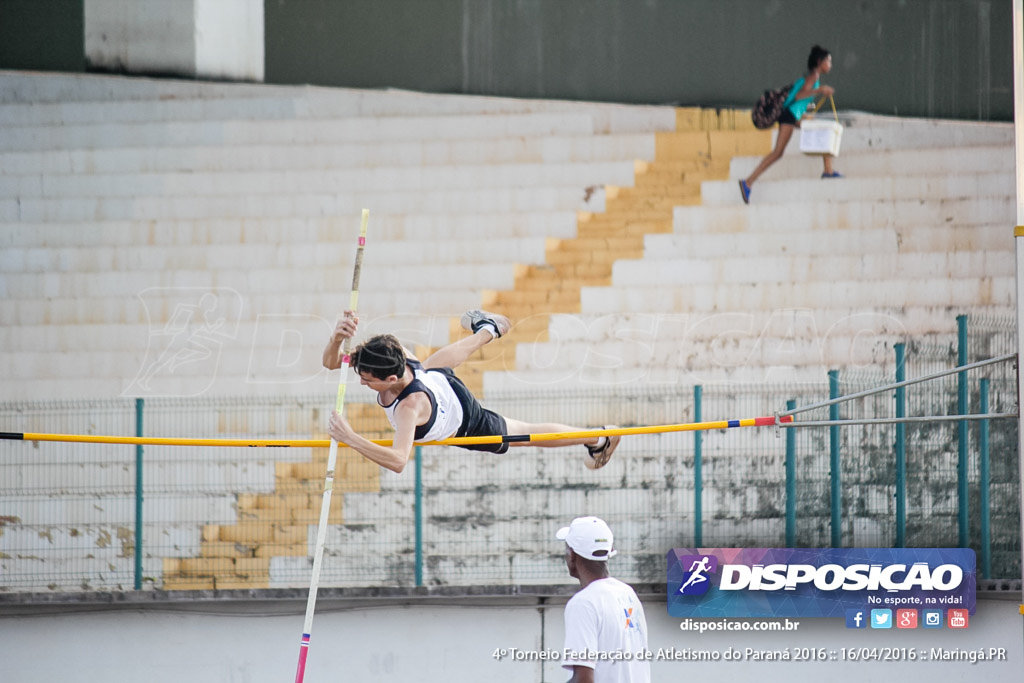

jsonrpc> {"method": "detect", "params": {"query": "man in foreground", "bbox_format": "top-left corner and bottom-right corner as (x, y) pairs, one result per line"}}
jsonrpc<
(557, 516), (650, 683)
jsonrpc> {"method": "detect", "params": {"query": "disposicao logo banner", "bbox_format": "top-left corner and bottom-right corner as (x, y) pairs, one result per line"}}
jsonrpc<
(667, 548), (976, 618)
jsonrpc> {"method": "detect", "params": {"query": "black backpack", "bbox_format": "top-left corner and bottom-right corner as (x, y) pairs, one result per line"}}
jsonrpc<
(751, 84), (792, 129)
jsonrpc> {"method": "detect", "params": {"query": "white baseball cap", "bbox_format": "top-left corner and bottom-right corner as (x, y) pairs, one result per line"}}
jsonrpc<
(556, 516), (617, 561)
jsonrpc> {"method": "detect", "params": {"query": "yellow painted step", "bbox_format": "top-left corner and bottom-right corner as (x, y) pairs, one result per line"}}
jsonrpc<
(634, 159), (719, 176)
(606, 184), (699, 200)
(655, 132), (711, 161)
(576, 223), (675, 239)
(177, 557), (236, 576)
(217, 522), (279, 544)
(604, 196), (696, 214)
(543, 247), (633, 266)
(255, 542), (307, 558)
(240, 490), (344, 523)
(278, 457), (379, 494)
(200, 541), (255, 558)
(707, 130), (773, 157)
(577, 210), (667, 223)
(546, 237), (645, 253)
(675, 107), (759, 132)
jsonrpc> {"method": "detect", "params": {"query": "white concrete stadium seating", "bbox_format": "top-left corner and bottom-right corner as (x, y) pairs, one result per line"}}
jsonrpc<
(0, 69), (675, 403)
(0, 524), (201, 560)
(0, 494), (238, 525)
(506, 113), (1015, 391)
(0, 136), (657, 175)
(0, 69), (1016, 591)
(0, 71), (677, 132)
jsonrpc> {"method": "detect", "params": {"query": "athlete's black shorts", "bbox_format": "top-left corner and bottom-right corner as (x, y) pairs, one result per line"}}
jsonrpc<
(429, 367), (509, 454)
(778, 109), (798, 126)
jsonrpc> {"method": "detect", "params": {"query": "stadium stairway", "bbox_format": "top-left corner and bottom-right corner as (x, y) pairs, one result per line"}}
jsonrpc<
(501, 113), (1016, 389)
(439, 107), (771, 394)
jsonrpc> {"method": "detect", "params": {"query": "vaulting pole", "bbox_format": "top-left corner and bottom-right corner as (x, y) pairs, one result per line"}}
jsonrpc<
(294, 210), (369, 683)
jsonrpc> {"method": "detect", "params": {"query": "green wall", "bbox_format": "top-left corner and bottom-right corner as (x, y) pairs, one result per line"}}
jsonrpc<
(264, 0), (1014, 121)
(1, 0), (1013, 120)
(0, 0), (84, 73)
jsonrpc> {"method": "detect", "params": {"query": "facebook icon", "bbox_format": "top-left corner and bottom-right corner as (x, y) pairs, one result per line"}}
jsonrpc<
(845, 609), (867, 629)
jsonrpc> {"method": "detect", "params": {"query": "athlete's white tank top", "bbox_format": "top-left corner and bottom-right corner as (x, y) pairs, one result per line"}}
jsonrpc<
(379, 360), (464, 443)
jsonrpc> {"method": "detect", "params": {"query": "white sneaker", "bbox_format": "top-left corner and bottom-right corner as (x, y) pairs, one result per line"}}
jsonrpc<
(460, 309), (511, 338)
(585, 426), (620, 470)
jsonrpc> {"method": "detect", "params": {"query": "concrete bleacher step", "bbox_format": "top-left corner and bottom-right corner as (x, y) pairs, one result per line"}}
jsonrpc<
(833, 114), (1013, 151)
(515, 333), (940, 376)
(0, 524), (201, 559)
(537, 307), (1012, 344)
(407, 446), (782, 499)
(610, 251), (1014, 287)
(1, 213), (580, 246)
(269, 553), (422, 589)
(342, 490), (685, 532)
(416, 552), (660, 586)
(702, 172), (1015, 206)
(0, 112), (601, 152)
(0, 96), (309, 127)
(0, 315), (458, 356)
(0, 70), (290, 104)
(728, 144), (1014, 181)
(0, 238), (549, 275)
(483, 365), (864, 390)
(643, 224), (1013, 260)
(0, 263), (519, 300)
(0, 494), (238, 525)
(3, 459), (277, 493)
(0, 135), (658, 175)
(0, 161), (637, 199)
(5, 187), (604, 223)
(0, 71), (678, 134)
(0, 288), (486, 325)
(580, 276), (1014, 314)
(410, 434), (692, 483)
(0, 556), (164, 591)
(672, 196), (1014, 234)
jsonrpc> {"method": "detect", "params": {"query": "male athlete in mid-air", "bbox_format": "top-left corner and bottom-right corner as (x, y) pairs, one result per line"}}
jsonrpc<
(322, 309), (620, 473)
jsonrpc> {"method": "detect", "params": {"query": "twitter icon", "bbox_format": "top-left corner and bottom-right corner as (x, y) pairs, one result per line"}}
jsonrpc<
(871, 609), (892, 629)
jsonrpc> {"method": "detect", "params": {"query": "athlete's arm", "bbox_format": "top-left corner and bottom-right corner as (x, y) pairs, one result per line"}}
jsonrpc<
(322, 313), (358, 370)
(327, 394), (429, 473)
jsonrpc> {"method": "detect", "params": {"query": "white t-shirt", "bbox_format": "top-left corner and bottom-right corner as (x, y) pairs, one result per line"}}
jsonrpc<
(562, 577), (650, 683)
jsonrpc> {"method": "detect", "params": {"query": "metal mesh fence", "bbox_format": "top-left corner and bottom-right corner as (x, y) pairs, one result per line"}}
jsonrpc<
(1, 325), (1019, 593)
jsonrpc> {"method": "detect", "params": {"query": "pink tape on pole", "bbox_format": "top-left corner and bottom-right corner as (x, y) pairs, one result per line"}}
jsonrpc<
(295, 634), (311, 683)
(342, 354), (351, 365)
(358, 237), (366, 246)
